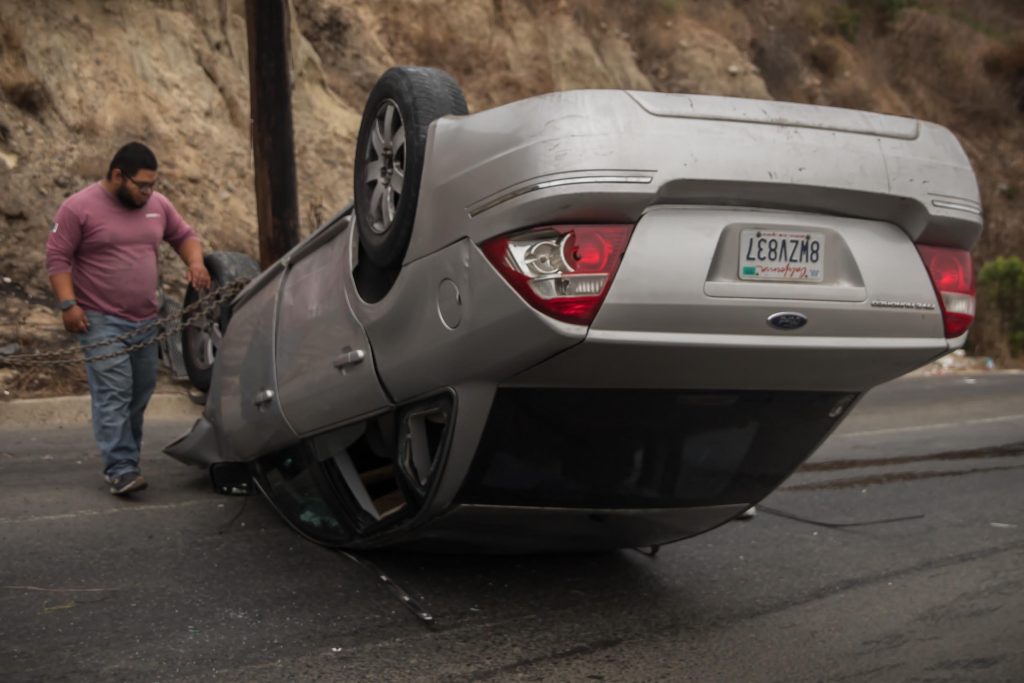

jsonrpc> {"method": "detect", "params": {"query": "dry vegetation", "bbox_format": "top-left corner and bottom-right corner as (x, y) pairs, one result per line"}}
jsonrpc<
(0, 0), (1022, 396)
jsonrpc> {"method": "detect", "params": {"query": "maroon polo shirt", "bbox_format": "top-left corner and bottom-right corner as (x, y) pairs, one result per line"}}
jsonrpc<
(45, 182), (199, 321)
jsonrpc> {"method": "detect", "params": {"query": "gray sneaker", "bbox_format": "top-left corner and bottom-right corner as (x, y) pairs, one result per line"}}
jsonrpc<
(109, 473), (148, 496)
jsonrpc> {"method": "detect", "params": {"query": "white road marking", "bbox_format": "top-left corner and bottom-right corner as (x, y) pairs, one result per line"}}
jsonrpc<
(4, 585), (118, 592)
(0, 499), (213, 525)
(836, 414), (1024, 439)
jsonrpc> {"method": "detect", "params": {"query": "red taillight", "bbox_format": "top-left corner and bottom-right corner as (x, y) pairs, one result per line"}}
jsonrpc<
(916, 245), (976, 338)
(481, 224), (635, 325)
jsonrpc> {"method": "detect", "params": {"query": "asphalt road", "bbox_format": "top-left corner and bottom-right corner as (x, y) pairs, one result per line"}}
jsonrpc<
(1, 373), (1022, 682)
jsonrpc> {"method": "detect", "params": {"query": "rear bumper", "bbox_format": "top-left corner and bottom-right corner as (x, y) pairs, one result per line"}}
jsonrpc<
(509, 329), (947, 392)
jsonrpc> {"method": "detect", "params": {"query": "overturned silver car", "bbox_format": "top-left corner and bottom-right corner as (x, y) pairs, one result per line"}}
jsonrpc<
(167, 67), (981, 552)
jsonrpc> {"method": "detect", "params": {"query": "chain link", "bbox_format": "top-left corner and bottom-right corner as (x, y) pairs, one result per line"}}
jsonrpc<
(0, 280), (250, 368)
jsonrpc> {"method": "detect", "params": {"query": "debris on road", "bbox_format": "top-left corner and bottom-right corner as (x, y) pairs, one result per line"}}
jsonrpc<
(918, 349), (1001, 375)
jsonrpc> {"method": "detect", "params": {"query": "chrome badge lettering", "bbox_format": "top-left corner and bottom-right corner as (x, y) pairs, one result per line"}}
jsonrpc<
(870, 300), (936, 310)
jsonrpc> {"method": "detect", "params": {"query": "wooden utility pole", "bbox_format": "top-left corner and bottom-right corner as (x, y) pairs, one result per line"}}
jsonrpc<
(245, 0), (300, 269)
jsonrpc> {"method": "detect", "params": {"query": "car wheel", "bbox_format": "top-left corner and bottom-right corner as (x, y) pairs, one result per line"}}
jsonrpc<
(353, 66), (468, 270)
(181, 251), (260, 392)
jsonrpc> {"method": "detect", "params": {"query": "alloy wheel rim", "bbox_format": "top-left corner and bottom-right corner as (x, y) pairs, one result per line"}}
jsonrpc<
(187, 318), (222, 371)
(364, 99), (406, 235)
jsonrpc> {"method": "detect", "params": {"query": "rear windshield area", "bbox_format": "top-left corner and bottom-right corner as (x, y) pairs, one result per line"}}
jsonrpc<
(459, 388), (854, 509)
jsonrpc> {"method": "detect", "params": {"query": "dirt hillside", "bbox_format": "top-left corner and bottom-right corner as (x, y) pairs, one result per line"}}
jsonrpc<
(1, 0), (1022, 396)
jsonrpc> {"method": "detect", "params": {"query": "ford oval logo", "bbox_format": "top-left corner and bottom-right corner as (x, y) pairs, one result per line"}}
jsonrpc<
(767, 312), (808, 330)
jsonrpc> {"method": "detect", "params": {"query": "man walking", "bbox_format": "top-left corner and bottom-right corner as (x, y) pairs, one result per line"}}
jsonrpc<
(46, 142), (211, 495)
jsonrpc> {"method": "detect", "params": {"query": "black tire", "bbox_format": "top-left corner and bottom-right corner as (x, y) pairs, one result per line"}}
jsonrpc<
(181, 251), (260, 392)
(353, 66), (468, 270)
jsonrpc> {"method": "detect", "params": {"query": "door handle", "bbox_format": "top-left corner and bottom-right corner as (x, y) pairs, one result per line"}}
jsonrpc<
(333, 348), (366, 369)
(253, 388), (275, 407)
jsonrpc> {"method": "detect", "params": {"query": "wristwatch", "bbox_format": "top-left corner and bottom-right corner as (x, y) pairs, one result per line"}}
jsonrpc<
(60, 299), (78, 311)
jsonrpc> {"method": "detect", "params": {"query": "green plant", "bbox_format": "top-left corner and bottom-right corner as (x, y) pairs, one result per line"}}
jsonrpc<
(978, 255), (1024, 356)
(1012, 331), (1024, 356)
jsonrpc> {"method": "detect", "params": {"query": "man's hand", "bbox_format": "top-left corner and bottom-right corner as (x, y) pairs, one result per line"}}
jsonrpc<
(176, 239), (210, 289)
(187, 262), (212, 290)
(62, 305), (89, 333)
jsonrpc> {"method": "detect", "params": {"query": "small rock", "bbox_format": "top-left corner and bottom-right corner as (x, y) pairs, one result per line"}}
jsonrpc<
(664, 20), (673, 28)
(678, 40), (689, 49)
(25, 126), (33, 135)
(727, 64), (741, 76)
(0, 343), (20, 356)
(54, 175), (72, 188)
(2, 276), (11, 284)
(219, 191), (231, 200)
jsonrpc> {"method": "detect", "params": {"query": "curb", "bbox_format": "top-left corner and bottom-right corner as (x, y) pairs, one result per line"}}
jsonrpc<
(0, 391), (202, 429)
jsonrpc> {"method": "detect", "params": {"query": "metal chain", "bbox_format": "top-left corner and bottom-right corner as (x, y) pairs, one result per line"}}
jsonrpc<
(0, 280), (250, 368)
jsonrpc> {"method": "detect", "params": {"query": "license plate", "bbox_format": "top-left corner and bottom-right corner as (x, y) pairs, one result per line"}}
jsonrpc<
(739, 229), (825, 282)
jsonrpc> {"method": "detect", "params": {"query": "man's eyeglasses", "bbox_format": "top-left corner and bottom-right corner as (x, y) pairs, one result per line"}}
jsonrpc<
(124, 174), (157, 191)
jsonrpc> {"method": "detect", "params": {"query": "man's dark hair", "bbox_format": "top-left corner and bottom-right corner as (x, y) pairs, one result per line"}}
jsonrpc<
(106, 142), (158, 180)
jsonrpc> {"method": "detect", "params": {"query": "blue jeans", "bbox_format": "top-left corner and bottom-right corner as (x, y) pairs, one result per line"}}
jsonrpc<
(79, 311), (159, 479)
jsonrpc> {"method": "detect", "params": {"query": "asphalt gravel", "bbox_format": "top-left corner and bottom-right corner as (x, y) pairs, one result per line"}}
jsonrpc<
(1, 373), (1022, 682)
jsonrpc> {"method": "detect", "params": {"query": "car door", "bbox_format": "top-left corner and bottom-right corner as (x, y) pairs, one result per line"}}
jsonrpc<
(275, 222), (391, 436)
